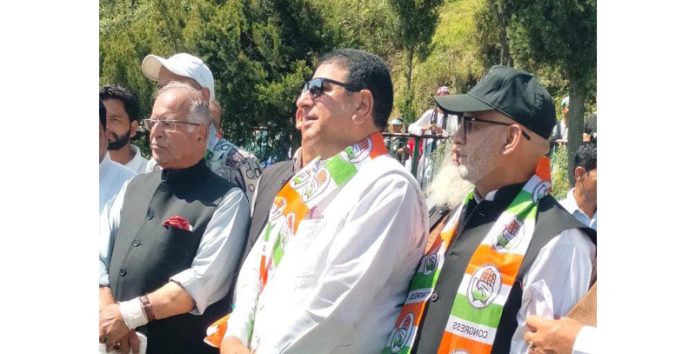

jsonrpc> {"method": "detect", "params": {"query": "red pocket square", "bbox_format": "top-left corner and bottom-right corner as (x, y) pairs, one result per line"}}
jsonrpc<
(163, 215), (193, 231)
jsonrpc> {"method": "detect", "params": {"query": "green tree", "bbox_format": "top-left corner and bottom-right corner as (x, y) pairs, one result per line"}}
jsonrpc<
(208, 0), (333, 162)
(388, 0), (445, 123)
(310, 0), (398, 59)
(504, 0), (596, 185)
(100, 0), (337, 164)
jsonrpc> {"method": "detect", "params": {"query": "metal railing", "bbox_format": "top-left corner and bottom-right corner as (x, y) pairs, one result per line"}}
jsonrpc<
(382, 132), (451, 188)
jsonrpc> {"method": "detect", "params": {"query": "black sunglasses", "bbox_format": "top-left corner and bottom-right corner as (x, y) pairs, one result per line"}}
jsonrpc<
(302, 77), (360, 99)
(459, 115), (531, 142)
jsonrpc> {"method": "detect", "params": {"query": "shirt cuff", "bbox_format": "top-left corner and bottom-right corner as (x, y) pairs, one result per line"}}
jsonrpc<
(99, 265), (110, 286)
(573, 325), (596, 354)
(170, 270), (206, 315)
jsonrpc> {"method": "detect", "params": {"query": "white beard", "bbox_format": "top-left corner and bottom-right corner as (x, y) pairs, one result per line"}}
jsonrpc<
(426, 158), (472, 209)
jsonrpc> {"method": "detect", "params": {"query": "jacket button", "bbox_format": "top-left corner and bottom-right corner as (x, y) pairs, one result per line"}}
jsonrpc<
(146, 210), (154, 220)
(119, 269), (127, 277)
(131, 239), (140, 247)
(431, 291), (439, 302)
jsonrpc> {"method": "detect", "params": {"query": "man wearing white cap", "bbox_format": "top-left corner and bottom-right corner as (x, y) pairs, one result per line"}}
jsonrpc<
(142, 53), (263, 202)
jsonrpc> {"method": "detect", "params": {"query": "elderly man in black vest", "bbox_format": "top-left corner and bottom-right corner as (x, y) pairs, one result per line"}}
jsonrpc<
(384, 65), (596, 354)
(99, 82), (250, 354)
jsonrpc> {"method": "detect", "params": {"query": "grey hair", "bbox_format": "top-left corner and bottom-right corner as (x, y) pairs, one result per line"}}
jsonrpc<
(156, 81), (212, 132)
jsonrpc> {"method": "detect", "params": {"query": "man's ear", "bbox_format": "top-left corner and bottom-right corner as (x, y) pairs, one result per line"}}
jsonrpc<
(352, 89), (374, 125)
(574, 166), (586, 181)
(198, 125), (209, 144)
(129, 120), (138, 138)
(502, 124), (525, 155)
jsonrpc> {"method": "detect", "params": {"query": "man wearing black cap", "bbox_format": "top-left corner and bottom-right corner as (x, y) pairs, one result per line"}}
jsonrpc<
(384, 65), (596, 354)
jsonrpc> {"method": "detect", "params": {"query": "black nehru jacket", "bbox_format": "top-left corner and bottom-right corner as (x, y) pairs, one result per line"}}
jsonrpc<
(412, 183), (596, 354)
(107, 159), (240, 354)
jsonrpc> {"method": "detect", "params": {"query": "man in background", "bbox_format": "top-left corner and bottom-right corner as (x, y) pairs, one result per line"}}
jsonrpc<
(408, 86), (457, 187)
(99, 100), (135, 214)
(560, 142), (597, 231)
(583, 112), (597, 143)
(552, 96), (569, 146)
(100, 85), (148, 174)
(386, 117), (409, 164)
(409, 85), (458, 137)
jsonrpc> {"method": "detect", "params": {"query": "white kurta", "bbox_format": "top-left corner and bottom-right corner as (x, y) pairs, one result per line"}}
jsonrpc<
(408, 108), (459, 137)
(119, 144), (149, 174)
(472, 190), (596, 354)
(99, 154), (135, 213)
(225, 155), (428, 354)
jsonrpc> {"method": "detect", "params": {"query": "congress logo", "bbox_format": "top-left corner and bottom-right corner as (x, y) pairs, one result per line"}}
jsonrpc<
(290, 168), (313, 189)
(419, 253), (439, 275)
(340, 138), (372, 163)
(302, 167), (330, 202)
(495, 218), (522, 250)
(531, 180), (551, 203)
(388, 312), (415, 353)
(466, 265), (502, 309)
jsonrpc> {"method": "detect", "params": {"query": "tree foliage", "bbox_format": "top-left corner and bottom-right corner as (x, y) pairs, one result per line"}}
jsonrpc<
(100, 0), (596, 175)
(388, 0), (445, 122)
(407, 0), (489, 115)
(100, 0), (333, 163)
(504, 0), (597, 185)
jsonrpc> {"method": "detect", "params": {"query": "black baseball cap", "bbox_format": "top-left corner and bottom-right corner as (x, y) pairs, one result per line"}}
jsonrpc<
(434, 65), (556, 139)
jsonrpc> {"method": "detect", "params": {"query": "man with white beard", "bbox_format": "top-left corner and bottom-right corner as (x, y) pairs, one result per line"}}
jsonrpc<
(384, 65), (596, 354)
(423, 146), (472, 238)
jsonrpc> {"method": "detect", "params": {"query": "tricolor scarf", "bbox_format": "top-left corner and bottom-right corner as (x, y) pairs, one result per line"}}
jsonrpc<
(384, 158), (551, 354)
(205, 132), (388, 348)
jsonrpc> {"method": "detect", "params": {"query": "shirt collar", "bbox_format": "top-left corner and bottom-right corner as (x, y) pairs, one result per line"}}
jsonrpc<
(562, 188), (581, 213)
(129, 143), (142, 155)
(560, 188), (596, 230)
(99, 153), (113, 175)
(160, 159), (209, 186)
(473, 189), (498, 203)
(472, 182), (526, 207)
(206, 124), (222, 151)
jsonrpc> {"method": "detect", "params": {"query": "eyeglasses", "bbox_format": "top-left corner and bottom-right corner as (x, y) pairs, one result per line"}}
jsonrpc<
(142, 119), (200, 131)
(458, 115), (531, 143)
(302, 77), (360, 99)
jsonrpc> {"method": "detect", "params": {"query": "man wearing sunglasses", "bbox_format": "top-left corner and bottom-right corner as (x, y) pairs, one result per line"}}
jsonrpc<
(99, 82), (249, 354)
(384, 65), (596, 354)
(215, 48), (428, 354)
